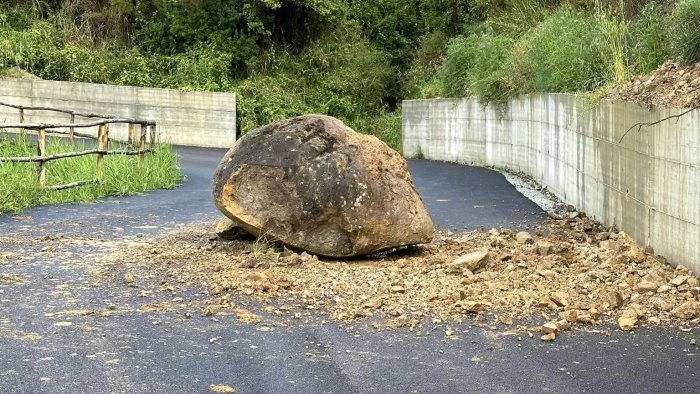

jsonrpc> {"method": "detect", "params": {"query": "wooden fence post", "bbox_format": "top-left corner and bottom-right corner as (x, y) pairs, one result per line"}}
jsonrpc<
(149, 124), (156, 150)
(69, 112), (75, 144)
(138, 124), (147, 168)
(18, 107), (25, 138)
(96, 124), (107, 179)
(37, 128), (46, 187)
(128, 123), (135, 149)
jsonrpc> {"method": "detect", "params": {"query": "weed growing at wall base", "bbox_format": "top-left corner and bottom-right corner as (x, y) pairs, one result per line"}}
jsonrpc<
(0, 133), (181, 213)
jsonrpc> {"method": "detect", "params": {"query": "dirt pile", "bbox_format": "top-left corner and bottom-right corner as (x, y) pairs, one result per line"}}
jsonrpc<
(106, 216), (700, 340)
(609, 61), (700, 109)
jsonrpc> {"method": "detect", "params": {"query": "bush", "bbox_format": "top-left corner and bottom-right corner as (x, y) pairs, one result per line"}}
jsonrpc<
(348, 111), (402, 153)
(483, 0), (557, 37)
(670, 0), (700, 65)
(520, 9), (611, 92)
(465, 35), (513, 103)
(235, 26), (394, 134)
(627, 2), (670, 73)
(433, 36), (475, 98)
(234, 74), (314, 133)
(433, 31), (514, 103)
(404, 31), (449, 98)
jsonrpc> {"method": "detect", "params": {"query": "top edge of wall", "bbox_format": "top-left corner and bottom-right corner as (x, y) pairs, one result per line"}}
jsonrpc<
(401, 93), (697, 112)
(0, 77), (236, 99)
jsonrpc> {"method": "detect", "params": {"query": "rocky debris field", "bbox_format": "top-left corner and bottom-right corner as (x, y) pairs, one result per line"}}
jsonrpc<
(89, 215), (700, 342)
(609, 61), (700, 109)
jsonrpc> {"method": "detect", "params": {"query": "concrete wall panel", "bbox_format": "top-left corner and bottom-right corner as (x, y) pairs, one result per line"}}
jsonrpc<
(403, 95), (700, 273)
(0, 78), (236, 148)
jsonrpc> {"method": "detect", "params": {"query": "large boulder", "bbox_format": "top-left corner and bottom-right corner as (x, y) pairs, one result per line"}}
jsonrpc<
(212, 115), (434, 257)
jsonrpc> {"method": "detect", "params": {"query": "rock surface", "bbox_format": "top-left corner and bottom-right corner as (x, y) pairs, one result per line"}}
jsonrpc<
(449, 250), (489, 273)
(212, 115), (434, 257)
(618, 309), (638, 331)
(515, 231), (533, 245)
(214, 218), (249, 240)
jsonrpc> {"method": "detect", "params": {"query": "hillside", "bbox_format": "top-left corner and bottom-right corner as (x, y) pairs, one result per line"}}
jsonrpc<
(1, 1), (699, 150)
(609, 61), (700, 108)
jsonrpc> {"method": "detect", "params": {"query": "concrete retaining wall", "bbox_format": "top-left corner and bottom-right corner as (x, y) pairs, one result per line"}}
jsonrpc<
(402, 94), (700, 273)
(0, 78), (236, 148)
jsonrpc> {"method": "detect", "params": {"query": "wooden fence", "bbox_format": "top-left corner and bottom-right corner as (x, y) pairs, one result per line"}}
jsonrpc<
(0, 101), (157, 190)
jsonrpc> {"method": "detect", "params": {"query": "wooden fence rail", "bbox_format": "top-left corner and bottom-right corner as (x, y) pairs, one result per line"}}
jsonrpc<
(0, 100), (123, 119)
(0, 102), (157, 190)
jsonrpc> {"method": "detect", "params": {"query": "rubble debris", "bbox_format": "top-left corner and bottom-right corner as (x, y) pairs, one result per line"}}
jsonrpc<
(608, 61), (700, 109)
(100, 216), (700, 340)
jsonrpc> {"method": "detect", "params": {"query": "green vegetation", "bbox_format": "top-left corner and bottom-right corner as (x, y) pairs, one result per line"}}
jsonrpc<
(523, 9), (612, 92)
(0, 133), (181, 213)
(628, 2), (669, 73)
(431, 1), (698, 105)
(0, 1), (698, 154)
(435, 31), (514, 102)
(670, 0), (700, 65)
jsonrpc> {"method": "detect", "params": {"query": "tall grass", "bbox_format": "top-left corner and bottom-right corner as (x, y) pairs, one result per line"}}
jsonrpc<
(434, 30), (514, 103)
(0, 133), (181, 213)
(429, 1), (682, 103)
(597, 12), (630, 85)
(670, 0), (700, 65)
(627, 1), (670, 73)
(521, 9), (611, 92)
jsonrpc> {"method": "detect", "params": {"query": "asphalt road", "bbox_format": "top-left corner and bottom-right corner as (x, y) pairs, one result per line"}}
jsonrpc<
(0, 146), (697, 394)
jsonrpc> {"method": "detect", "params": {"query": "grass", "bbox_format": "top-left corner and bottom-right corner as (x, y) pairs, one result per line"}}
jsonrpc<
(670, 0), (700, 65)
(0, 132), (181, 213)
(427, 2), (685, 105)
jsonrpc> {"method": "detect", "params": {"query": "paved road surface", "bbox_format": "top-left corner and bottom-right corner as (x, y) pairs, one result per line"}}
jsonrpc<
(0, 146), (697, 394)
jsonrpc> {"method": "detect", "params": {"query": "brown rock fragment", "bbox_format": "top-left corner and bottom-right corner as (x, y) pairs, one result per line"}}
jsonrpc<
(556, 320), (572, 331)
(563, 310), (579, 322)
(536, 241), (553, 256)
(576, 311), (595, 324)
(363, 298), (383, 309)
(636, 280), (659, 294)
(607, 291), (624, 309)
(672, 300), (700, 320)
(618, 309), (638, 331)
(449, 250), (489, 273)
(540, 322), (559, 334)
(670, 275), (689, 287)
(550, 292), (571, 307)
(538, 269), (556, 280)
(390, 285), (406, 294)
(516, 231), (534, 245)
(460, 301), (485, 313)
(541, 333), (556, 341)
